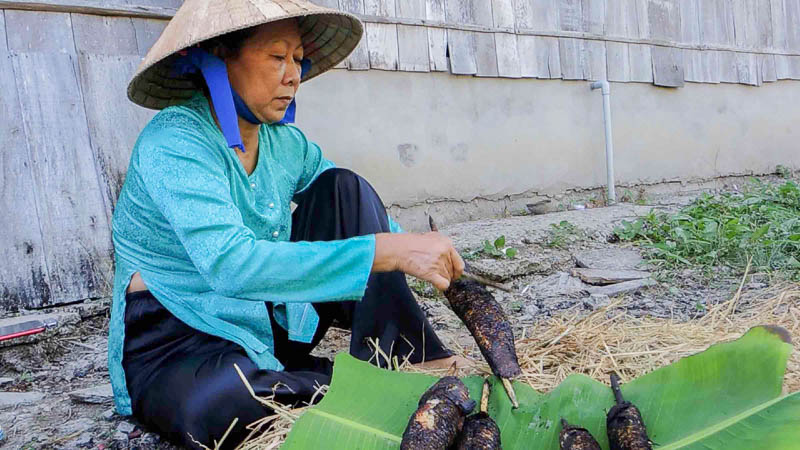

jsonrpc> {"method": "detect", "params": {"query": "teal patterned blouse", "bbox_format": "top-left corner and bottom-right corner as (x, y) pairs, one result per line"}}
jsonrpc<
(109, 93), (400, 415)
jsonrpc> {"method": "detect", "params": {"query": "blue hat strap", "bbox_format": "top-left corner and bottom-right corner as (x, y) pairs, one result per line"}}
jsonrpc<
(176, 48), (245, 152)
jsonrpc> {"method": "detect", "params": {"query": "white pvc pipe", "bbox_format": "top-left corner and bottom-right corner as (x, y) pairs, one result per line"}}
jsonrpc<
(590, 80), (616, 204)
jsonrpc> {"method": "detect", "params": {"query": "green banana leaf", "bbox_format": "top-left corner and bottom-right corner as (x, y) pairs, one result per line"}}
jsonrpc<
(283, 326), (795, 449)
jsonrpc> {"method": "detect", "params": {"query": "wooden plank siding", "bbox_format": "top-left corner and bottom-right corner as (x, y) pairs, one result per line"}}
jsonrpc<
(73, 13), (156, 222)
(648, 0), (685, 87)
(0, 11), (54, 310)
(396, 0), (429, 71)
(339, 0), (370, 69)
(515, 0), (561, 79)
(11, 51), (113, 306)
(444, 0), (476, 74)
(471, 0), (497, 77)
(364, 0), (399, 70)
(424, 0), (448, 71)
(492, 0), (519, 78)
(5, 9), (76, 53)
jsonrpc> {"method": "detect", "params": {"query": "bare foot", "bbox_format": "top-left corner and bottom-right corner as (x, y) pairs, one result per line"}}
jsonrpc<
(413, 355), (475, 371)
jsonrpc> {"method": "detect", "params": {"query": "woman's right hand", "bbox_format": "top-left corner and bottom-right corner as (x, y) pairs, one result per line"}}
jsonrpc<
(372, 232), (465, 291)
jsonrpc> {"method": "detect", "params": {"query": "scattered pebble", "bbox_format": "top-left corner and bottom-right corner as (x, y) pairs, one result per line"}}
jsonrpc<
(102, 408), (116, 421)
(73, 431), (93, 448)
(117, 421), (136, 434)
(112, 431), (128, 444)
(0, 391), (45, 410)
(68, 383), (114, 405)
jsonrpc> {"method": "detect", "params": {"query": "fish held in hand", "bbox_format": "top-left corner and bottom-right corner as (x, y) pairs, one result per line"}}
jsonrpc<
(444, 279), (521, 380)
(606, 373), (652, 450)
(400, 376), (476, 450)
(559, 418), (601, 450)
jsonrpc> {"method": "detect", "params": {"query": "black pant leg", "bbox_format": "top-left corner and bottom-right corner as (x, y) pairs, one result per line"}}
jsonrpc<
(291, 168), (452, 366)
(123, 292), (332, 450)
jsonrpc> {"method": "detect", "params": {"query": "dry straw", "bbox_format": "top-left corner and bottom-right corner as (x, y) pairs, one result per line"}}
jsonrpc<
(224, 282), (799, 449)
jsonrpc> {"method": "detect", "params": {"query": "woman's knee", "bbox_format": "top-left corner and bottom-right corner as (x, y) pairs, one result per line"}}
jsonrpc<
(315, 168), (362, 193)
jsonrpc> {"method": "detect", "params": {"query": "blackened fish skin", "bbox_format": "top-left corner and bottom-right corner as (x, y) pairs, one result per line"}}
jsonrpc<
(454, 412), (502, 450)
(559, 419), (601, 450)
(606, 402), (652, 450)
(444, 279), (522, 379)
(401, 377), (476, 450)
(419, 376), (476, 414)
(606, 374), (652, 450)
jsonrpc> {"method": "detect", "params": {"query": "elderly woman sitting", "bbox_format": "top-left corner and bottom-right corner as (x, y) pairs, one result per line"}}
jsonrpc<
(110, 0), (468, 448)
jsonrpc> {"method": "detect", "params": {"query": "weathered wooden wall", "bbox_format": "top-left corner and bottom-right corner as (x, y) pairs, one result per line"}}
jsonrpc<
(1, 0), (799, 310)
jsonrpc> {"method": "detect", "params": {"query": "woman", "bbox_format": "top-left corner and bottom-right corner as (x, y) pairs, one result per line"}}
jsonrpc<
(110, 0), (468, 447)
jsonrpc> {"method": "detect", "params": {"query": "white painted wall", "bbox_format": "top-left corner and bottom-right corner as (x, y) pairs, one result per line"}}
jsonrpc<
(296, 70), (800, 209)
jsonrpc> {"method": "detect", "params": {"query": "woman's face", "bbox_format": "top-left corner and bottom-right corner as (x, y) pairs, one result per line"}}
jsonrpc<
(226, 19), (304, 124)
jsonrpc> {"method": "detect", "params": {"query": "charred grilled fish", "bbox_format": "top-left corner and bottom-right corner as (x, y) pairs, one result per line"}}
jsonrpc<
(444, 279), (522, 380)
(559, 418), (601, 450)
(400, 376), (476, 450)
(606, 373), (652, 450)
(454, 412), (502, 449)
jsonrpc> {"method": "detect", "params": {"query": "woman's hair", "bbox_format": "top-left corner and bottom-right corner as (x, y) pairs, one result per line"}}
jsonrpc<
(187, 26), (260, 95)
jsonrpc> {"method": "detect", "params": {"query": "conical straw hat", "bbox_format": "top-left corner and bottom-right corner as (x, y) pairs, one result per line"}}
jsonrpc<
(128, 0), (363, 110)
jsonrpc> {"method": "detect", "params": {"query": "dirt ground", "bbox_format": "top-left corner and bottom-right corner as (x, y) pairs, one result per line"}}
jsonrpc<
(0, 180), (782, 449)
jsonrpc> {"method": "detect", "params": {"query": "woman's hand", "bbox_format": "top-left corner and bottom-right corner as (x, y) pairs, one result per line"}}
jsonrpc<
(373, 232), (465, 291)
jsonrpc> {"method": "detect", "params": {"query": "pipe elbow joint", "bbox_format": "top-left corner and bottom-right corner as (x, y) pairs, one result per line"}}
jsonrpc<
(590, 80), (610, 95)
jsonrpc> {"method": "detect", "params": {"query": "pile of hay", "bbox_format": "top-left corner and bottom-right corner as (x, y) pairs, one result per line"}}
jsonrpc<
(229, 282), (800, 450)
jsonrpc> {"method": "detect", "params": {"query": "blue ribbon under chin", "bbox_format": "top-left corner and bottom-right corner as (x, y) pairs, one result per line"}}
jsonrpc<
(174, 48), (311, 152)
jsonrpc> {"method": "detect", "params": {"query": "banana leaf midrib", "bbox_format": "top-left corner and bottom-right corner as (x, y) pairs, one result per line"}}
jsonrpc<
(305, 408), (402, 443)
(657, 392), (796, 449)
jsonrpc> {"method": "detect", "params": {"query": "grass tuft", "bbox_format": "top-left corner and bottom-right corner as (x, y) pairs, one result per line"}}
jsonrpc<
(614, 179), (800, 279)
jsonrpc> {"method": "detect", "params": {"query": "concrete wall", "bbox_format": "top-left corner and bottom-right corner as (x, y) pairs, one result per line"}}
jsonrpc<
(296, 70), (800, 226)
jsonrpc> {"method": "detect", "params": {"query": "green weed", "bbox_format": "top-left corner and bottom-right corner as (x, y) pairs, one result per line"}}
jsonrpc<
(614, 180), (800, 279)
(776, 165), (793, 179)
(465, 235), (518, 259)
(546, 220), (585, 249)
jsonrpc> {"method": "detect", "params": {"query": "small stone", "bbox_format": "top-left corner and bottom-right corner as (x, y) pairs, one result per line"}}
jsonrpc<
(574, 248), (645, 271)
(117, 421), (136, 434)
(112, 431), (128, 443)
(68, 383), (113, 405)
(140, 432), (161, 445)
(58, 418), (94, 435)
(74, 432), (93, 448)
(0, 377), (13, 387)
(585, 278), (655, 297)
(524, 272), (585, 298)
(102, 408), (116, 421)
(0, 391), (45, 410)
(587, 293), (610, 308)
(72, 361), (94, 378)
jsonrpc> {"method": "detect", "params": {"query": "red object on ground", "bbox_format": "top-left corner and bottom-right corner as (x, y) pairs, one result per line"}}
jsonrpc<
(0, 327), (46, 342)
